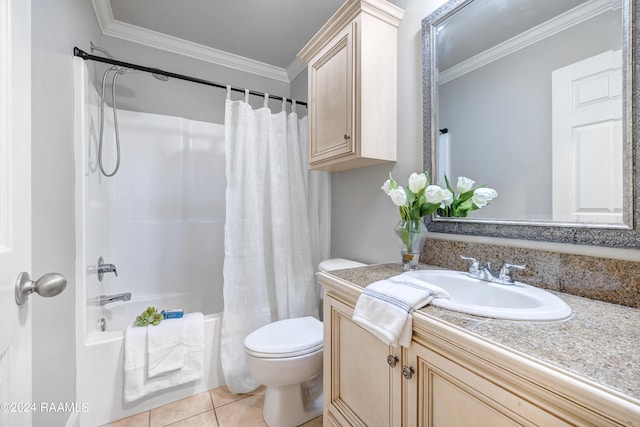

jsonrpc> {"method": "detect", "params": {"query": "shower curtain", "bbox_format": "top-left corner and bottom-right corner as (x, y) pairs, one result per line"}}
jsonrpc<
(221, 89), (330, 393)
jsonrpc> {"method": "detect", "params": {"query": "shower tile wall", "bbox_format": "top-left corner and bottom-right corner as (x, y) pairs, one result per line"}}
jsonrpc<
(90, 106), (226, 316)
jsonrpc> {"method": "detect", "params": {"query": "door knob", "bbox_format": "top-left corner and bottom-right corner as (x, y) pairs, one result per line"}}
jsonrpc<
(15, 272), (67, 305)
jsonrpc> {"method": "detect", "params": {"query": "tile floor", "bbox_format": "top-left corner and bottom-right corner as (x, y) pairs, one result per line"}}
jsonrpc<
(105, 385), (323, 427)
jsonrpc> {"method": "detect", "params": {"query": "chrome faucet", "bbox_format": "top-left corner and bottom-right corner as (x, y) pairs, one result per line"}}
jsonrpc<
(460, 255), (525, 285)
(97, 256), (118, 281)
(99, 292), (131, 306)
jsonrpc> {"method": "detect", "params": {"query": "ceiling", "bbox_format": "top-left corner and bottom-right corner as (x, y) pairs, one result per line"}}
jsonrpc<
(94, 0), (405, 82)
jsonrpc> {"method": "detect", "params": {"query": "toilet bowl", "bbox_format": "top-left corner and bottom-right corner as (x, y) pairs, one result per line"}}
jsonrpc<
(244, 259), (366, 427)
(244, 316), (324, 427)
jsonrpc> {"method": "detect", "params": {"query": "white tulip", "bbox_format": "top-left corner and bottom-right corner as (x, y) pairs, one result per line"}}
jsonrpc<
(457, 176), (475, 194)
(389, 187), (408, 207)
(441, 189), (454, 207)
(408, 173), (428, 193)
(381, 179), (392, 195)
(424, 185), (447, 204)
(472, 187), (498, 208)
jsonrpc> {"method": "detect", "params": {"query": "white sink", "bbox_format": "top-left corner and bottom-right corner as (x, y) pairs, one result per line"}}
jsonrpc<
(404, 269), (572, 321)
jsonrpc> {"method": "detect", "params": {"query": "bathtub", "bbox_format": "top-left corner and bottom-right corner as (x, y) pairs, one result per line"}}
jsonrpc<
(76, 293), (224, 427)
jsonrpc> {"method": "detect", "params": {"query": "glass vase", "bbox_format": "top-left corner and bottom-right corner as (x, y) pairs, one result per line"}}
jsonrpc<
(394, 219), (428, 271)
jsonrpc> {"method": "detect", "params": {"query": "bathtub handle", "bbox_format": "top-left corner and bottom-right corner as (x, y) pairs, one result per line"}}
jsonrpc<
(15, 272), (67, 305)
(97, 256), (118, 281)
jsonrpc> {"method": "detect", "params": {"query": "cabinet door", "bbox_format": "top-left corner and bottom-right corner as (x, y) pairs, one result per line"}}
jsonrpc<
(406, 341), (573, 427)
(324, 294), (402, 427)
(308, 22), (355, 165)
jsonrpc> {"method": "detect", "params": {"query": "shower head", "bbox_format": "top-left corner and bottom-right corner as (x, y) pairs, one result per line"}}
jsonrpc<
(90, 41), (115, 60)
(112, 68), (168, 82)
(150, 70), (170, 82)
(152, 73), (170, 82)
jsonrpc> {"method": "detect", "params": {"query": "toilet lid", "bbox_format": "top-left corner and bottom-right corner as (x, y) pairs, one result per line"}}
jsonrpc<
(244, 316), (323, 358)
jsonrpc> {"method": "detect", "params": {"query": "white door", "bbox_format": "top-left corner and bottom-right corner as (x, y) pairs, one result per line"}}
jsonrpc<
(0, 0), (31, 426)
(551, 50), (622, 224)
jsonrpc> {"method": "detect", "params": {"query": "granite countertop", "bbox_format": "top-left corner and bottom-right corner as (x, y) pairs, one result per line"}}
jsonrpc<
(325, 263), (640, 402)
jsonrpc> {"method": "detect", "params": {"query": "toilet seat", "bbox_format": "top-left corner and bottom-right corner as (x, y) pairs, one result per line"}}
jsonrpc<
(244, 316), (323, 359)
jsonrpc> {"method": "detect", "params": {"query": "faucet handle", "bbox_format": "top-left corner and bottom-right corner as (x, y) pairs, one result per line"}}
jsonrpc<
(460, 255), (481, 275)
(498, 263), (526, 283)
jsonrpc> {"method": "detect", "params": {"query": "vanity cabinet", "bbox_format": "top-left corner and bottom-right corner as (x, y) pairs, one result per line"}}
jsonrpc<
(406, 331), (575, 426)
(320, 272), (640, 427)
(323, 293), (403, 427)
(298, 0), (403, 172)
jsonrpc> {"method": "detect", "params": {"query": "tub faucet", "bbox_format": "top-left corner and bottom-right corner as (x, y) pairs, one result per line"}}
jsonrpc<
(99, 292), (131, 306)
(460, 255), (525, 285)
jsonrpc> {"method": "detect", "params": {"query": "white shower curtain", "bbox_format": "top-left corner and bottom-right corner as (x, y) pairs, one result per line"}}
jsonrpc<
(221, 90), (330, 393)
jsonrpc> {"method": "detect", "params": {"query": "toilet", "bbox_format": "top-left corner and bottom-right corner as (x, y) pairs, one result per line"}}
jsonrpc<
(244, 316), (324, 427)
(244, 258), (366, 427)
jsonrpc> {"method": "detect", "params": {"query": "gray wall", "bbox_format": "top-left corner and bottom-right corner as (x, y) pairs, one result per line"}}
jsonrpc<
(31, 0), (102, 426)
(99, 38), (293, 124)
(439, 11), (621, 220)
(330, 0), (447, 264)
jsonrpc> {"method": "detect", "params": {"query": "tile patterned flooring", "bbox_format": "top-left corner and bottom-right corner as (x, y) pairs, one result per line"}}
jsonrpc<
(106, 386), (323, 427)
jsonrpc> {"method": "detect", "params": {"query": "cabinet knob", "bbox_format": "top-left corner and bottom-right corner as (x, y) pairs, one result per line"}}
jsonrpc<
(344, 134), (351, 140)
(387, 355), (398, 368)
(401, 366), (414, 380)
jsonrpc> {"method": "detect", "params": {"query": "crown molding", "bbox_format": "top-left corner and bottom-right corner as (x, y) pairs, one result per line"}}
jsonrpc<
(438, 0), (619, 85)
(91, 0), (290, 83)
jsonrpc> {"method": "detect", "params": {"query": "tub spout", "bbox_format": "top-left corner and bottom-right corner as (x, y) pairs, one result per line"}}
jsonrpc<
(99, 292), (131, 306)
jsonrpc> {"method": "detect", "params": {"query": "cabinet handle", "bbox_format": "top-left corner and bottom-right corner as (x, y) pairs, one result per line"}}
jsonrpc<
(387, 355), (398, 368)
(401, 366), (414, 380)
(344, 134), (351, 140)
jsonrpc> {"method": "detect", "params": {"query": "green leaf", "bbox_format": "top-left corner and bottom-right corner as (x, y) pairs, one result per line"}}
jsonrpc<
(420, 202), (440, 217)
(388, 172), (398, 189)
(444, 175), (454, 193)
(133, 306), (163, 327)
(457, 190), (474, 204)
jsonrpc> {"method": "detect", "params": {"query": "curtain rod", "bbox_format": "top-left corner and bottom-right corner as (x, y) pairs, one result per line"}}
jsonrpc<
(73, 47), (307, 107)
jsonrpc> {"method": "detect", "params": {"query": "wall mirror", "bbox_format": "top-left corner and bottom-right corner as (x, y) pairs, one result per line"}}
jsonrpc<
(422, 0), (639, 247)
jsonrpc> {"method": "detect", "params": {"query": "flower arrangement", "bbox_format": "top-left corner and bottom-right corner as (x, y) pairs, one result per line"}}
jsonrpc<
(381, 171), (497, 269)
(381, 172), (498, 220)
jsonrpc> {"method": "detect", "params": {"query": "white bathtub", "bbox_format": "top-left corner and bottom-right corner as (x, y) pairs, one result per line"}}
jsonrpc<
(77, 293), (224, 427)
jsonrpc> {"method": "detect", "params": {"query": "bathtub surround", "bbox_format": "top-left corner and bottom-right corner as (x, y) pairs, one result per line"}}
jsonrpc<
(74, 60), (225, 426)
(222, 92), (330, 393)
(421, 237), (640, 309)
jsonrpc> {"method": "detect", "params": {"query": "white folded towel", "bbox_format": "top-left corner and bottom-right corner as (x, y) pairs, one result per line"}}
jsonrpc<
(352, 273), (449, 348)
(124, 312), (205, 402)
(148, 317), (185, 378)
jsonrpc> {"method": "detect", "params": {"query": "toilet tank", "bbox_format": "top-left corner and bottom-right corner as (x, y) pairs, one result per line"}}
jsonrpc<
(318, 258), (366, 272)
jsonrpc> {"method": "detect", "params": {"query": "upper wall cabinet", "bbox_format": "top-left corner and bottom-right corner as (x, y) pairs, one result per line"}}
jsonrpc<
(298, 0), (404, 172)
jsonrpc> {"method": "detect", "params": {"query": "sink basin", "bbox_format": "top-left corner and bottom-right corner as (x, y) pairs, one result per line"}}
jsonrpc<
(404, 269), (572, 321)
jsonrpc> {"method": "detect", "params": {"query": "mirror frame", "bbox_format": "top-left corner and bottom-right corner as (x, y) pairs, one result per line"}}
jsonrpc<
(422, 0), (639, 248)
